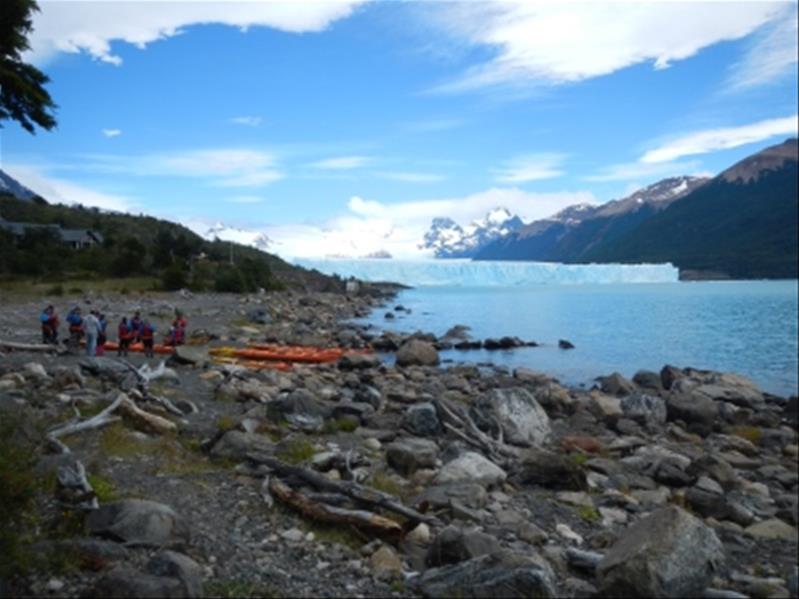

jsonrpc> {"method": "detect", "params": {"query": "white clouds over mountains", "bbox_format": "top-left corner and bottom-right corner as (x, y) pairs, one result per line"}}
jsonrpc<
(29, 0), (366, 65)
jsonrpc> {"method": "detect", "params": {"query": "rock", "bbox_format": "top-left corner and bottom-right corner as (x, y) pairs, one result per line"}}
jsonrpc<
(426, 526), (500, 567)
(246, 308), (272, 324)
(666, 393), (718, 436)
(590, 393), (624, 423)
(46, 578), (65, 592)
(386, 437), (438, 475)
(414, 483), (488, 510)
(558, 339), (575, 350)
(370, 545), (402, 579)
(512, 367), (553, 386)
(435, 452), (507, 488)
(418, 551), (557, 598)
(621, 392), (667, 427)
(633, 370), (663, 391)
(599, 372), (636, 397)
(266, 389), (329, 432)
(88, 566), (186, 598)
(677, 372), (765, 410)
(402, 402), (441, 436)
(280, 528), (305, 542)
(513, 447), (588, 491)
(406, 523), (431, 544)
(470, 388), (551, 447)
(597, 506), (724, 598)
(146, 551), (203, 597)
(337, 353), (381, 370)
(660, 365), (685, 390)
(395, 339), (439, 367)
(87, 500), (190, 547)
(443, 325), (471, 340)
(784, 396), (798, 425)
(23, 361), (49, 380)
(744, 518), (798, 542)
(209, 430), (274, 461)
(168, 346), (208, 366)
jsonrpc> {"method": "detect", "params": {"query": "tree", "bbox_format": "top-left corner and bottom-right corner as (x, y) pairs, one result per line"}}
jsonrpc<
(0, 0), (56, 133)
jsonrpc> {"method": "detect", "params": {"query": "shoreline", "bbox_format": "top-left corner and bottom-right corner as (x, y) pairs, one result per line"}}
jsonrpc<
(0, 287), (797, 598)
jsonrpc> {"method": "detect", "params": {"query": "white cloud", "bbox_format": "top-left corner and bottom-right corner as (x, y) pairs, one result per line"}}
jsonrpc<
(311, 155), (371, 170)
(29, 1), (366, 65)
(494, 153), (566, 183)
(584, 159), (703, 182)
(404, 118), (464, 133)
(3, 164), (136, 212)
(427, 2), (786, 92)
(101, 128), (122, 138)
(725, 4), (798, 91)
(640, 115), (798, 163)
(230, 116), (262, 127)
(375, 171), (445, 183)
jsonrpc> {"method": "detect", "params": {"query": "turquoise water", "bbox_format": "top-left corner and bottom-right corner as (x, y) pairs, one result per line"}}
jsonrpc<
(357, 281), (798, 397)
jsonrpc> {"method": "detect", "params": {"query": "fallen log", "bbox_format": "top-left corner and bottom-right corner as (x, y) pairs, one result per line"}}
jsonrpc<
(57, 459), (99, 510)
(269, 477), (403, 537)
(117, 396), (177, 435)
(0, 340), (61, 353)
(47, 393), (126, 439)
(247, 453), (439, 526)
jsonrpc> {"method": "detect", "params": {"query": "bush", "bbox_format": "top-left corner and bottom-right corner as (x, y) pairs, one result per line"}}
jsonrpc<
(214, 266), (247, 293)
(161, 263), (188, 291)
(46, 284), (64, 296)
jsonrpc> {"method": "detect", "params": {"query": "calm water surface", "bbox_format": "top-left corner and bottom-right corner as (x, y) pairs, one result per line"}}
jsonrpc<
(357, 281), (798, 397)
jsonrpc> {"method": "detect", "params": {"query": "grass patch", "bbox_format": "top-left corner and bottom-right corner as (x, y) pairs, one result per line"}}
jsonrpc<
(576, 505), (601, 523)
(306, 522), (365, 550)
(216, 415), (238, 432)
(204, 580), (282, 598)
(322, 417), (359, 434)
(275, 438), (317, 465)
(728, 425), (763, 444)
(366, 472), (405, 498)
(0, 276), (160, 299)
(568, 453), (590, 467)
(98, 423), (159, 458)
(87, 474), (118, 503)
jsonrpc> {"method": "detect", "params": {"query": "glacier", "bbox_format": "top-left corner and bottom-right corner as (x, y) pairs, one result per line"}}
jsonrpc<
(293, 258), (679, 286)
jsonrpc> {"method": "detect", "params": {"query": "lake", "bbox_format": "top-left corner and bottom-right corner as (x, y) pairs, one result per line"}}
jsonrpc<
(355, 281), (798, 397)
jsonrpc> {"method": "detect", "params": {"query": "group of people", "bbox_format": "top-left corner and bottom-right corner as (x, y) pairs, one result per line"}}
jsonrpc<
(39, 305), (188, 358)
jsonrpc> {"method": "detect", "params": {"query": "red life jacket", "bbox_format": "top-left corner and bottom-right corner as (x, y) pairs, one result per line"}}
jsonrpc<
(141, 325), (154, 340)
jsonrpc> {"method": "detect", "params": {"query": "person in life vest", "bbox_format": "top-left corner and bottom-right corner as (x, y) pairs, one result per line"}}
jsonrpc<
(140, 320), (156, 358)
(166, 310), (187, 346)
(39, 305), (59, 344)
(66, 306), (83, 350)
(96, 313), (108, 356)
(117, 317), (133, 357)
(130, 310), (143, 343)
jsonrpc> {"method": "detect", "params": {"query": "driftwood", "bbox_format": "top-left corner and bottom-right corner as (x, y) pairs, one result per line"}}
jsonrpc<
(247, 453), (438, 526)
(269, 477), (403, 537)
(47, 393), (126, 439)
(57, 459), (99, 510)
(0, 340), (61, 353)
(117, 396), (177, 434)
(434, 397), (519, 466)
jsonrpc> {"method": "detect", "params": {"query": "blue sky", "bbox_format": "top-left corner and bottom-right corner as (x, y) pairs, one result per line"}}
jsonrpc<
(2, 1), (797, 258)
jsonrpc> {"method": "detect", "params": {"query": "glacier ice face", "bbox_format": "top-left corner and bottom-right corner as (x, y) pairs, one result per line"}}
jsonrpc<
(293, 258), (679, 286)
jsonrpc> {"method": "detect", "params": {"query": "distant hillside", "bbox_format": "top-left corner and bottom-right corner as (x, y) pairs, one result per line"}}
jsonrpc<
(0, 169), (38, 201)
(585, 139), (798, 279)
(0, 192), (342, 292)
(475, 176), (706, 262)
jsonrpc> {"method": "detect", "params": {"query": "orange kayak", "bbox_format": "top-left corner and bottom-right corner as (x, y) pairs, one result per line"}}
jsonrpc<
(210, 345), (344, 363)
(102, 341), (175, 354)
(211, 356), (293, 371)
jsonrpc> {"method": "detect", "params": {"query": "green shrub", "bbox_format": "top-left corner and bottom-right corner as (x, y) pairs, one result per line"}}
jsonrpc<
(46, 284), (64, 296)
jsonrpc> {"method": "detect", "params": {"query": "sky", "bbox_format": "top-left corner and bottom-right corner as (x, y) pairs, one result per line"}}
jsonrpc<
(1, 0), (798, 259)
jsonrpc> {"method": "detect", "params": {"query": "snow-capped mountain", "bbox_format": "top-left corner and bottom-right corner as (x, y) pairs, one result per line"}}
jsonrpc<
(203, 222), (272, 251)
(0, 169), (38, 201)
(420, 207), (524, 258)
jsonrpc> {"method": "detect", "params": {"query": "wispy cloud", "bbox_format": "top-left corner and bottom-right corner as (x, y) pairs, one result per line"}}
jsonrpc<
(28, 2), (367, 65)
(494, 153), (566, 183)
(426, 3), (785, 93)
(101, 128), (122, 138)
(225, 195), (267, 204)
(310, 155), (371, 170)
(230, 116), (262, 127)
(375, 171), (446, 183)
(640, 115), (798, 164)
(725, 4), (798, 92)
(404, 118), (464, 133)
(3, 164), (136, 212)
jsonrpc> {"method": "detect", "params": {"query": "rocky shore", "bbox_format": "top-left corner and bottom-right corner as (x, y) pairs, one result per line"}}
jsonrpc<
(0, 286), (797, 598)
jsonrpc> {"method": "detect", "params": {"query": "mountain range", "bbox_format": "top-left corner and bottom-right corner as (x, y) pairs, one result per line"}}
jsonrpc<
(0, 170), (38, 201)
(420, 207), (524, 258)
(203, 222), (273, 252)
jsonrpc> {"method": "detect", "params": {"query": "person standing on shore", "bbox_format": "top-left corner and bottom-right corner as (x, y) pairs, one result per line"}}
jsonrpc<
(66, 306), (83, 351)
(130, 310), (143, 343)
(118, 317), (132, 357)
(82, 309), (101, 356)
(97, 313), (108, 355)
(141, 320), (156, 358)
(39, 305), (59, 344)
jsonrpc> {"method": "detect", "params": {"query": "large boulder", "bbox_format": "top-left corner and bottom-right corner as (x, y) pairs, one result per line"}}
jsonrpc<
(266, 389), (329, 432)
(666, 393), (718, 436)
(426, 526), (500, 567)
(168, 346), (208, 366)
(417, 551), (557, 598)
(402, 402), (441, 436)
(470, 388), (551, 447)
(513, 447), (588, 491)
(674, 372), (764, 410)
(621, 392), (667, 428)
(414, 483), (488, 510)
(146, 551), (203, 598)
(599, 372), (636, 397)
(209, 430), (274, 461)
(597, 506), (724, 598)
(87, 500), (190, 547)
(386, 437), (439, 476)
(435, 452), (506, 488)
(396, 340), (440, 367)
